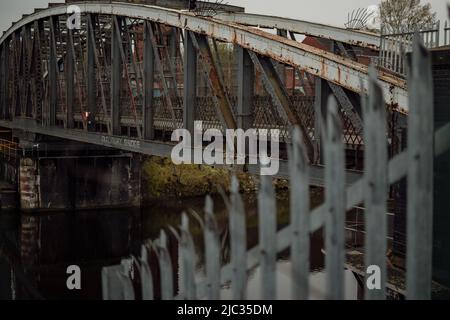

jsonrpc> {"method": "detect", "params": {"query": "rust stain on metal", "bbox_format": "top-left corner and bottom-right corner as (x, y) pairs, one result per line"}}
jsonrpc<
(218, 21), (407, 91)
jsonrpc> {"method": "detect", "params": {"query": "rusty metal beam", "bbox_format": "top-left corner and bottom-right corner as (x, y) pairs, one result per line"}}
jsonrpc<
(17, 29), (25, 118)
(235, 45), (254, 130)
(143, 21), (155, 140)
(112, 16), (142, 137)
(33, 20), (43, 122)
(124, 20), (144, 101)
(314, 77), (332, 164)
(23, 25), (33, 118)
(88, 14), (111, 134)
(249, 51), (314, 161)
(86, 14), (96, 130)
(156, 24), (179, 94)
(183, 30), (196, 135)
(169, 27), (178, 67)
(12, 31), (21, 119)
(275, 29), (287, 85)
(3, 42), (10, 120)
(111, 16), (122, 136)
(147, 21), (178, 130)
(190, 32), (236, 130)
(48, 16), (57, 126)
(66, 28), (75, 129)
(328, 82), (363, 134)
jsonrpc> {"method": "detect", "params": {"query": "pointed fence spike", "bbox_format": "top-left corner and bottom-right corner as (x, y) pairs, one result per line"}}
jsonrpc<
(140, 245), (154, 300)
(406, 36), (434, 300)
(289, 126), (310, 300)
(323, 96), (346, 300)
(204, 195), (221, 300)
(258, 175), (277, 300)
(180, 212), (197, 300)
(363, 65), (388, 300)
(229, 176), (247, 299)
(158, 229), (174, 300)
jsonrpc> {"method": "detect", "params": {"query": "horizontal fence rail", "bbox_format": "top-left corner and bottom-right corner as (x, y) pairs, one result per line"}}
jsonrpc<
(102, 38), (450, 300)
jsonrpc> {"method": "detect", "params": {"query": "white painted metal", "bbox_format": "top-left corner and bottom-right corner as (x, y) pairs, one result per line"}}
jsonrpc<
(258, 176), (277, 300)
(204, 196), (221, 300)
(406, 39), (434, 300)
(323, 97), (346, 300)
(214, 12), (381, 49)
(363, 67), (388, 300)
(289, 127), (310, 300)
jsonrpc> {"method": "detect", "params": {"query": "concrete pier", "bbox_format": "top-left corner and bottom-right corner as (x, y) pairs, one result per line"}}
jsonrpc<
(0, 130), (142, 212)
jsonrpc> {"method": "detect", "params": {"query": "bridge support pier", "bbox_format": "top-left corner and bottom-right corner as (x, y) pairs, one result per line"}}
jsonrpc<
(8, 133), (142, 212)
(17, 153), (141, 211)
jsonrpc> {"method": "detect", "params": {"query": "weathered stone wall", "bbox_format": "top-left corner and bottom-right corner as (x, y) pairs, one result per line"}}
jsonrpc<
(19, 155), (141, 211)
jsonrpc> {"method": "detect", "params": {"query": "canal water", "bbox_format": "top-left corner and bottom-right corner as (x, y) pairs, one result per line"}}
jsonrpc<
(0, 191), (360, 300)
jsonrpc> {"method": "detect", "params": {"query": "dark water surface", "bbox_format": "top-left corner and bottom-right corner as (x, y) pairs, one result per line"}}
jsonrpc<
(0, 193), (360, 300)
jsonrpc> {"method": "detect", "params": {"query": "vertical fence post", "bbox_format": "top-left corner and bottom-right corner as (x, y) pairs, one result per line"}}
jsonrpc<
(406, 36), (434, 300)
(118, 259), (135, 300)
(101, 265), (123, 300)
(158, 230), (174, 300)
(258, 176), (277, 300)
(289, 126), (310, 300)
(363, 66), (388, 300)
(229, 176), (247, 300)
(204, 195), (221, 300)
(140, 245), (154, 300)
(323, 96), (345, 300)
(180, 212), (197, 300)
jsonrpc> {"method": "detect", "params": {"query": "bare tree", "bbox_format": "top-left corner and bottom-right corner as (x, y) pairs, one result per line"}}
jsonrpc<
(380, 0), (436, 33)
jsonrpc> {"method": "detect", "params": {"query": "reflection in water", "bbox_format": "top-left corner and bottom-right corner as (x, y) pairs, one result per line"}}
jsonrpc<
(0, 209), (142, 299)
(0, 192), (360, 300)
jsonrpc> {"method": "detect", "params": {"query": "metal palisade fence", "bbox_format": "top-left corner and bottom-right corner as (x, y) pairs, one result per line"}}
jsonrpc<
(379, 22), (441, 75)
(102, 38), (450, 300)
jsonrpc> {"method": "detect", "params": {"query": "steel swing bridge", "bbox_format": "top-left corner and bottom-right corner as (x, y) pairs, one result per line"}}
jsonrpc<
(0, 1), (409, 185)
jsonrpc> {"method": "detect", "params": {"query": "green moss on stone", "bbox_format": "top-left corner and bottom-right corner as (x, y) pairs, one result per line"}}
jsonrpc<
(142, 156), (232, 201)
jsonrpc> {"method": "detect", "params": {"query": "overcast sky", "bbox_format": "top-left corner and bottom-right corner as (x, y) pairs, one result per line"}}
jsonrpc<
(0, 0), (448, 33)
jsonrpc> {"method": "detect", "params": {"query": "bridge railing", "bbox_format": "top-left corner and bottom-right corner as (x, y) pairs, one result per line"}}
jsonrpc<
(378, 22), (441, 76)
(101, 39), (449, 300)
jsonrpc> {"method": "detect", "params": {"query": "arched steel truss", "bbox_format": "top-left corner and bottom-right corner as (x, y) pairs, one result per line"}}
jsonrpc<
(0, 2), (407, 174)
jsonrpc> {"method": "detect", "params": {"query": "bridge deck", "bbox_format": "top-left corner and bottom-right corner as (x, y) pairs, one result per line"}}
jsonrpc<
(0, 119), (363, 187)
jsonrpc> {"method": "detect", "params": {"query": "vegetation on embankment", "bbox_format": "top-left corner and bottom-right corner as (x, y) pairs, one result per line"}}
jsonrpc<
(141, 156), (307, 204)
(141, 156), (261, 203)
